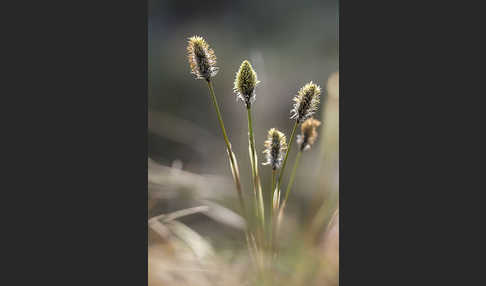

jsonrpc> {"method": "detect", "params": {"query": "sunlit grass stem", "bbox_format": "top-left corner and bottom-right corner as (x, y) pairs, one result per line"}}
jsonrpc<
(246, 106), (266, 244)
(268, 169), (276, 248)
(274, 150), (302, 256)
(207, 80), (246, 216)
(276, 121), (298, 194)
(282, 150), (302, 208)
(247, 107), (258, 200)
(271, 170), (276, 211)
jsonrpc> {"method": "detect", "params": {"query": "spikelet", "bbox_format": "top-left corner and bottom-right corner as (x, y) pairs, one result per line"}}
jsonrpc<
(290, 81), (321, 123)
(263, 128), (287, 170)
(296, 118), (321, 151)
(234, 60), (260, 108)
(186, 36), (218, 81)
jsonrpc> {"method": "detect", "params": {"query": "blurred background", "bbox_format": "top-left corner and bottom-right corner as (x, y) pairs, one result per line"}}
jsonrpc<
(148, 0), (338, 285)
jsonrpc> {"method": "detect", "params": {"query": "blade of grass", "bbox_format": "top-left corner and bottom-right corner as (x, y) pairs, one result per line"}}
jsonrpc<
(207, 80), (247, 217)
(281, 150), (302, 209)
(246, 106), (265, 249)
(276, 121), (298, 198)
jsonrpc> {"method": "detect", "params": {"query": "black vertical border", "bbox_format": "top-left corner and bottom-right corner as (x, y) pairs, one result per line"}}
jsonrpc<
(338, 0), (473, 284)
(10, 0), (152, 284)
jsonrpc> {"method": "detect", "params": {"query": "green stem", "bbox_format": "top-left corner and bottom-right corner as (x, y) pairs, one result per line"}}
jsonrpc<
(268, 169), (276, 246)
(247, 107), (258, 196)
(207, 80), (246, 216)
(282, 150), (302, 208)
(271, 170), (276, 210)
(246, 107), (265, 234)
(277, 121), (299, 192)
(274, 151), (302, 258)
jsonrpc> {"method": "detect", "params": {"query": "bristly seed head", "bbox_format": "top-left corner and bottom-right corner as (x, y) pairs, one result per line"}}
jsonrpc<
(296, 118), (321, 151)
(234, 60), (260, 108)
(263, 128), (287, 170)
(290, 81), (321, 123)
(186, 36), (219, 81)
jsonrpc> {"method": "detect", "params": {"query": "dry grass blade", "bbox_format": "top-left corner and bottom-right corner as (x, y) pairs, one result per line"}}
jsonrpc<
(148, 217), (171, 240)
(272, 187), (280, 211)
(165, 220), (214, 260)
(199, 200), (246, 230)
(148, 158), (233, 201)
(149, 206), (210, 223)
(148, 207), (214, 260)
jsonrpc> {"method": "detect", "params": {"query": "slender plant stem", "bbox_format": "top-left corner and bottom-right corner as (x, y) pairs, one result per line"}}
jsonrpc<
(277, 121), (299, 192)
(207, 80), (246, 216)
(271, 170), (276, 211)
(273, 131), (300, 253)
(281, 150), (302, 208)
(206, 81), (262, 271)
(246, 107), (258, 204)
(246, 106), (265, 243)
(268, 169), (276, 248)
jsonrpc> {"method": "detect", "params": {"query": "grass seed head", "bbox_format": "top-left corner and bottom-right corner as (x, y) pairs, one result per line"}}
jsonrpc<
(186, 36), (219, 81)
(263, 128), (288, 170)
(233, 60), (260, 108)
(297, 118), (321, 151)
(290, 81), (321, 123)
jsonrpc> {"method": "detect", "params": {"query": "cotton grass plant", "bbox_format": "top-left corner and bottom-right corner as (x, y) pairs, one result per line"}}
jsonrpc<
(186, 36), (246, 218)
(185, 35), (334, 282)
